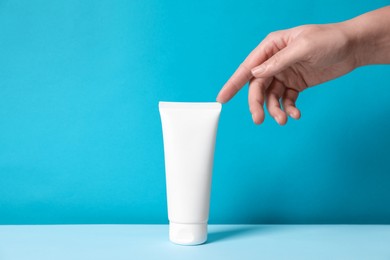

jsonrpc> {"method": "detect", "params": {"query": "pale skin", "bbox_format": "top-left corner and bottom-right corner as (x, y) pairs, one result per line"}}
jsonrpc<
(216, 6), (390, 125)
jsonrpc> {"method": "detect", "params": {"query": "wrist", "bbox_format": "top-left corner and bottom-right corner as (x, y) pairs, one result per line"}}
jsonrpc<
(339, 6), (390, 67)
(336, 20), (364, 68)
(333, 21), (362, 69)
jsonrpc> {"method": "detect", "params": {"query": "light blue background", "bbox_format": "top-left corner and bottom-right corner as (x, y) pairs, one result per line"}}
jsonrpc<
(0, 0), (389, 224)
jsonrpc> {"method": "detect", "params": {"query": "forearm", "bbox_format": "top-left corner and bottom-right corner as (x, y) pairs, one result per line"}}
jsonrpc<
(341, 6), (390, 67)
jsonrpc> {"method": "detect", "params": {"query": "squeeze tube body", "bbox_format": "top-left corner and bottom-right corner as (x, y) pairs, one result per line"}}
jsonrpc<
(159, 102), (221, 246)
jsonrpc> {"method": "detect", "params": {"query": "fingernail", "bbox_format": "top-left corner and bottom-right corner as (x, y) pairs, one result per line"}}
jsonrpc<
(252, 113), (257, 123)
(275, 115), (281, 124)
(251, 66), (265, 76)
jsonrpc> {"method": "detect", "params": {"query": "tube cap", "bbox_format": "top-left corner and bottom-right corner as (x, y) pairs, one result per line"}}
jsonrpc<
(169, 222), (207, 246)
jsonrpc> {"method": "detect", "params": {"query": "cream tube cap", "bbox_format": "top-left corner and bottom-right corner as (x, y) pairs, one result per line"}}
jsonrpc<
(169, 222), (207, 246)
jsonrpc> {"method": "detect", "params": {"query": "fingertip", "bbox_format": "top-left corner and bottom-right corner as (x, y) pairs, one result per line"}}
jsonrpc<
(216, 96), (224, 103)
(288, 107), (301, 120)
(293, 111), (301, 120)
(275, 114), (287, 126)
(252, 112), (265, 125)
(216, 91), (228, 104)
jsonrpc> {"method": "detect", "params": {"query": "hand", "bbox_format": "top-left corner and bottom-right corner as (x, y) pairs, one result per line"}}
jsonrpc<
(217, 23), (357, 125)
(217, 6), (390, 125)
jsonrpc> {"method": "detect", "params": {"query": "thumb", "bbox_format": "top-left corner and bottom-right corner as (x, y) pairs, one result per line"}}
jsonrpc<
(251, 42), (306, 78)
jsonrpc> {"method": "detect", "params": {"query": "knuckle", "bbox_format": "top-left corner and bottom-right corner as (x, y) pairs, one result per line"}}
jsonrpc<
(248, 93), (261, 106)
(265, 31), (278, 41)
(266, 30), (283, 39)
(298, 37), (312, 50)
(239, 63), (252, 81)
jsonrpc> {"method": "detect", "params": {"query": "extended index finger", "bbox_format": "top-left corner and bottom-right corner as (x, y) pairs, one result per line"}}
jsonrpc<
(216, 63), (252, 103)
(216, 33), (279, 103)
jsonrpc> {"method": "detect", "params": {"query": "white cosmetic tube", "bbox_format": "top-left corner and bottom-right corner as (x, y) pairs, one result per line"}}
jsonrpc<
(159, 102), (222, 246)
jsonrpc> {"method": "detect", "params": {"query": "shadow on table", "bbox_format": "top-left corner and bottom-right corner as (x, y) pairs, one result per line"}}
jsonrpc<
(207, 226), (271, 244)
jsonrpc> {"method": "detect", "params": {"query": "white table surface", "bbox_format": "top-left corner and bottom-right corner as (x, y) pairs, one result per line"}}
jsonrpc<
(0, 225), (389, 260)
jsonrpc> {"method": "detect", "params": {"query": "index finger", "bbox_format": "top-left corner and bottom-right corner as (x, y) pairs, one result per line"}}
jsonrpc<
(216, 63), (252, 103)
(216, 33), (279, 103)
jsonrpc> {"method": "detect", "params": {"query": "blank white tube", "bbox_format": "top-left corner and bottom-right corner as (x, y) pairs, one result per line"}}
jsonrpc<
(159, 102), (222, 245)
